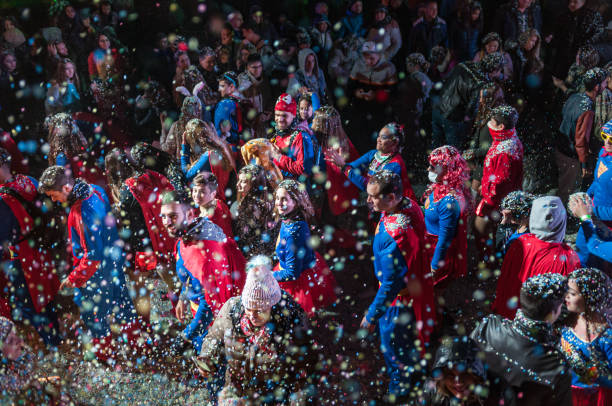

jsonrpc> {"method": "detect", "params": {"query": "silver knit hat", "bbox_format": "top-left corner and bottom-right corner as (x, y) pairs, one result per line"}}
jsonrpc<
(241, 256), (282, 310)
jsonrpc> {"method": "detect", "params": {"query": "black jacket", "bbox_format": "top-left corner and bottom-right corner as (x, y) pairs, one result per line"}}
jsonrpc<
(493, 1), (542, 42)
(470, 315), (572, 406)
(437, 62), (490, 122)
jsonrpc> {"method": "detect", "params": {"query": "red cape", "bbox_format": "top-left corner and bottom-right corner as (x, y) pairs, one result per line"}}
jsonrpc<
(125, 170), (176, 271)
(493, 233), (581, 319)
(179, 237), (246, 314)
(324, 142), (361, 216)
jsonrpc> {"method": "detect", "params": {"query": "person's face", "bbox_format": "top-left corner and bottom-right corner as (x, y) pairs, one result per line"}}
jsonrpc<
(192, 184), (216, 208)
(237, 173), (252, 196)
(565, 279), (586, 313)
(363, 52), (380, 67)
(229, 15), (243, 30)
(375, 10), (386, 22)
(65, 6), (76, 19)
(317, 22), (328, 33)
(275, 110), (294, 131)
(425, 3), (438, 20)
(252, 11), (263, 25)
(2, 55), (16, 73)
(247, 61), (263, 79)
(64, 62), (75, 79)
(304, 54), (315, 74)
(98, 35), (111, 50)
(275, 188), (297, 216)
(366, 181), (396, 212)
(2, 329), (23, 361)
(441, 369), (479, 400)
(485, 40), (499, 54)
(299, 100), (313, 121)
(524, 34), (538, 51)
(568, 0), (585, 13)
(244, 306), (272, 327)
(221, 29), (233, 45)
(376, 127), (398, 154)
(159, 37), (169, 49)
(101, 4), (111, 15)
(351, 1), (363, 14)
(199, 54), (215, 71)
(160, 203), (191, 238)
(240, 49), (250, 64)
(45, 185), (71, 203)
(471, 8), (481, 21)
(177, 54), (190, 70)
(604, 132), (612, 153)
(56, 42), (68, 56)
(500, 209), (519, 225)
(218, 80), (235, 97)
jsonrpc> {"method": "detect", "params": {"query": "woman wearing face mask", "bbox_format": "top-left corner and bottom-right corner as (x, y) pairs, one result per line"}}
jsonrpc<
(272, 180), (337, 316)
(231, 164), (278, 258)
(561, 268), (612, 405)
(423, 146), (473, 288)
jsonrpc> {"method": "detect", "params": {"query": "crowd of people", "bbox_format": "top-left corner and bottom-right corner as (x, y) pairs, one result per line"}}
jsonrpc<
(1, 0), (612, 404)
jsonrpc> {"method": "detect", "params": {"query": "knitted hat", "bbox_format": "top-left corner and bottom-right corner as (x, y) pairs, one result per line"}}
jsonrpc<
(529, 196), (567, 243)
(275, 93), (297, 116)
(242, 256), (282, 310)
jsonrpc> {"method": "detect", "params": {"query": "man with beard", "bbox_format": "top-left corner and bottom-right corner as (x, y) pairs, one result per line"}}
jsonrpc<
(159, 191), (246, 353)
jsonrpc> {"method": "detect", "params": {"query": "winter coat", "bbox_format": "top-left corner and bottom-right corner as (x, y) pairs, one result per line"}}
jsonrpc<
(366, 19), (402, 61)
(493, 1), (542, 42)
(558, 92), (595, 165)
(438, 61), (491, 122)
(198, 294), (317, 404)
(408, 17), (448, 58)
(286, 48), (328, 104)
(328, 37), (363, 81)
(471, 314), (572, 406)
(238, 71), (273, 114)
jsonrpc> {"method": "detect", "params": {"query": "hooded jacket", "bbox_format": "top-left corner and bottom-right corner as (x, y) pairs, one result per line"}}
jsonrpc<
(286, 48), (328, 104)
(438, 61), (491, 122)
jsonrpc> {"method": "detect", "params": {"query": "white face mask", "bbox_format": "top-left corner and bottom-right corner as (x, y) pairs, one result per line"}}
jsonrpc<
(428, 171), (438, 183)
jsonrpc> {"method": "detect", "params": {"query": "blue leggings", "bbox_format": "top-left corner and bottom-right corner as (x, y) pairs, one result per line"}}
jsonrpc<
(378, 305), (421, 397)
(4, 261), (61, 346)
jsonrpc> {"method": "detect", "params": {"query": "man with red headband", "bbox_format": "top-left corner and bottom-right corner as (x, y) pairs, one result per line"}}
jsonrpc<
(269, 93), (317, 184)
(474, 106), (524, 259)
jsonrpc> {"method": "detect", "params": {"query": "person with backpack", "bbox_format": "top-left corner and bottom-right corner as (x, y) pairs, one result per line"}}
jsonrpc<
(0, 148), (61, 347)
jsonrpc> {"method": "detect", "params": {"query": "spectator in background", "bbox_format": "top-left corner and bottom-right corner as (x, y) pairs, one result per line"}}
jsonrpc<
(449, 1), (482, 62)
(310, 15), (333, 64)
(594, 63), (612, 140)
(248, 5), (277, 43)
(197, 47), (220, 101)
(473, 32), (513, 81)
(286, 48), (328, 104)
(553, 45), (600, 96)
(336, 0), (366, 39)
(328, 35), (363, 86)
(366, 5), (402, 62)
(408, 0), (448, 58)
(493, 0), (542, 42)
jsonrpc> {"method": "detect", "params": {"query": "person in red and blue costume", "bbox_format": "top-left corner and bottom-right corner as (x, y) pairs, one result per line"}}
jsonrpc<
(213, 71), (243, 145)
(39, 166), (138, 362)
(0, 149), (60, 347)
(361, 170), (436, 402)
(269, 93), (318, 186)
(576, 120), (612, 269)
(272, 179), (337, 316)
(423, 145), (472, 289)
(160, 190), (246, 353)
(327, 122), (417, 202)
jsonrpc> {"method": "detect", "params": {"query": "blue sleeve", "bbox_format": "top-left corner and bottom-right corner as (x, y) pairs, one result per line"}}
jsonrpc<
(366, 233), (408, 323)
(27, 177), (39, 189)
(431, 196), (460, 270)
(182, 147), (211, 181)
(175, 243), (206, 302)
(311, 92), (321, 112)
(347, 150), (376, 191)
(593, 205), (612, 222)
(183, 299), (213, 340)
(382, 161), (401, 176)
(213, 99), (235, 135)
(595, 333), (612, 388)
(80, 201), (107, 262)
(56, 153), (68, 166)
(300, 133), (315, 175)
(273, 222), (311, 281)
(582, 220), (612, 263)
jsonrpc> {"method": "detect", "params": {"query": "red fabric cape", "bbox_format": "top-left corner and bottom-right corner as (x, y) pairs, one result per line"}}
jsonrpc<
(389, 154), (417, 202)
(179, 237), (246, 314)
(325, 141), (360, 216)
(493, 233), (581, 319)
(125, 170), (176, 270)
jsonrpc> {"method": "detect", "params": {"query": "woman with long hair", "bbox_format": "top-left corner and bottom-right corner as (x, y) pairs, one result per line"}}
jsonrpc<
(423, 145), (473, 289)
(231, 164), (278, 258)
(105, 148), (176, 318)
(561, 268), (612, 405)
(272, 179), (337, 316)
(180, 119), (235, 197)
(161, 94), (202, 159)
(87, 32), (122, 81)
(473, 32), (513, 80)
(45, 58), (82, 115)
